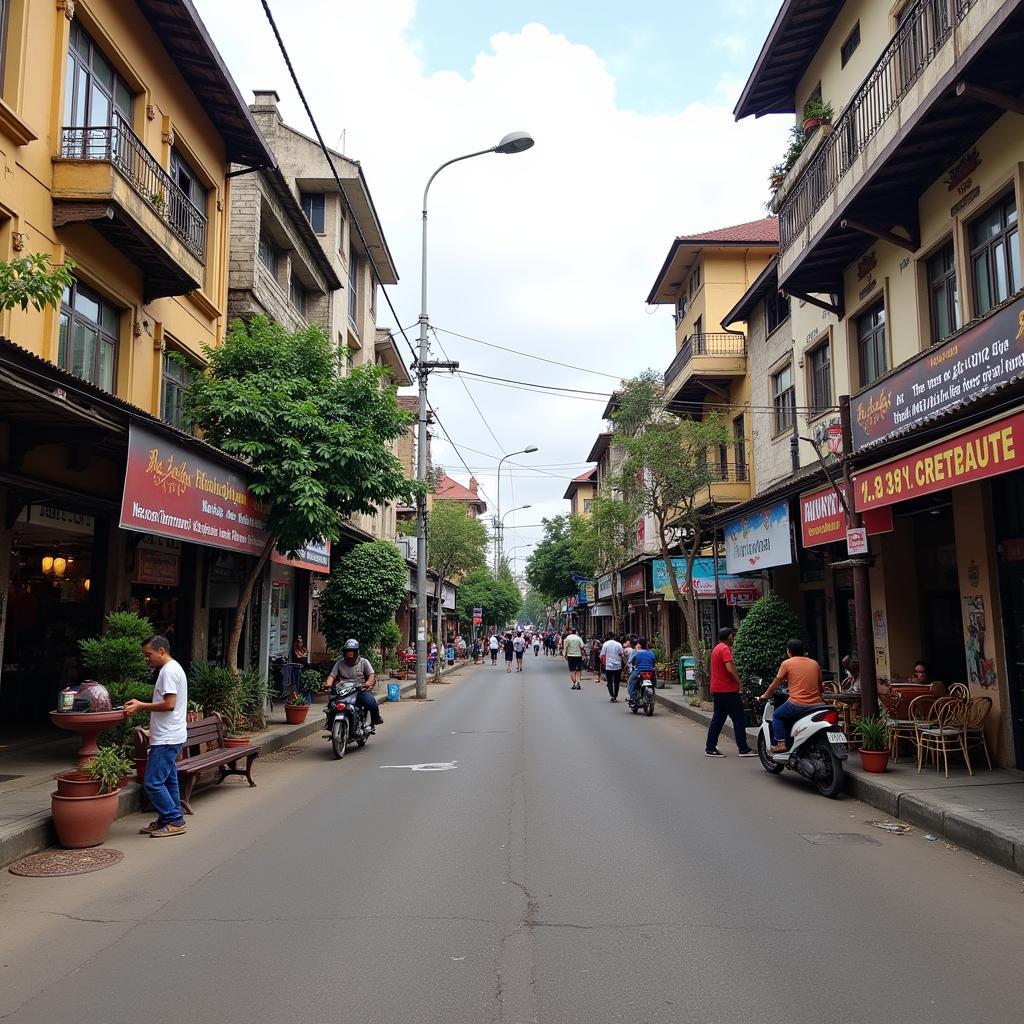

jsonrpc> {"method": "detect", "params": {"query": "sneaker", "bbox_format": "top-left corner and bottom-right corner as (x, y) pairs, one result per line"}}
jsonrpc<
(704, 749), (727, 758)
(737, 749), (757, 758)
(138, 820), (161, 835)
(150, 821), (187, 838)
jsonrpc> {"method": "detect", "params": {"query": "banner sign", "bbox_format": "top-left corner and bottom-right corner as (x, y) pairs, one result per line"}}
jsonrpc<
(850, 291), (1024, 451)
(854, 411), (1024, 511)
(650, 557), (762, 600)
(597, 573), (613, 599)
(134, 547), (180, 586)
(19, 503), (95, 535)
(724, 500), (792, 573)
(271, 539), (331, 574)
(473, 607), (482, 626)
(622, 567), (645, 595)
(800, 483), (893, 548)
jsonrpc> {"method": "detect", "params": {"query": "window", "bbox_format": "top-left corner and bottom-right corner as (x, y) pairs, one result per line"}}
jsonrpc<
(970, 193), (1020, 316)
(765, 290), (790, 335)
(289, 276), (307, 316)
(168, 148), (206, 254)
(58, 281), (118, 391)
(258, 233), (278, 274)
(840, 22), (860, 67)
(689, 263), (701, 297)
(301, 193), (325, 233)
(162, 352), (195, 431)
(772, 363), (795, 435)
(856, 302), (888, 386)
(693, 314), (703, 340)
(733, 414), (747, 481)
(928, 241), (960, 343)
(808, 341), (832, 415)
(347, 244), (359, 325)
(370, 281), (377, 321)
(63, 21), (132, 130)
(582, 498), (593, 514)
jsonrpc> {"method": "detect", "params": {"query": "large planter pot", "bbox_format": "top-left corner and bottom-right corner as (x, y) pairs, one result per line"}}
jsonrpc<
(803, 116), (821, 134)
(284, 703), (309, 725)
(224, 736), (251, 748)
(50, 789), (120, 848)
(55, 771), (102, 797)
(857, 748), (890, 774)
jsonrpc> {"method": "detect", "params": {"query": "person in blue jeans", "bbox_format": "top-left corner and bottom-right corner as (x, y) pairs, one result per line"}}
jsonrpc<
(626, 638), (657, 704)
(125, 635), (189, 837)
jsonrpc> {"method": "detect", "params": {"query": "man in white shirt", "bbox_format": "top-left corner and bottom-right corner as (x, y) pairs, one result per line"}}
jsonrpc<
(488, 633), (500, 666)
(600, 632), (625, 702)
(125, 635), (188, 837)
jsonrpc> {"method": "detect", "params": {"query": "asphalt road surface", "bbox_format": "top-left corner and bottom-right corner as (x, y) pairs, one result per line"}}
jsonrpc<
(3, 654), (1024, 1024)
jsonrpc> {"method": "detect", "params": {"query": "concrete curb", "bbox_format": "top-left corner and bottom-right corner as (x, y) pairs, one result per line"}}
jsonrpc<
(653, 690), (1024, 876)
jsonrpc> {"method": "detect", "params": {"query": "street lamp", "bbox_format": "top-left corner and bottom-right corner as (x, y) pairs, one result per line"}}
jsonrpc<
(497, 505), (531, 573)
(415, 133), (535, 700)
(494, 446), (538, 572)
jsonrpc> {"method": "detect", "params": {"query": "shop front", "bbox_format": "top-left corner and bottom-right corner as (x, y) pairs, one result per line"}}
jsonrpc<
(621, 564), (650, 638)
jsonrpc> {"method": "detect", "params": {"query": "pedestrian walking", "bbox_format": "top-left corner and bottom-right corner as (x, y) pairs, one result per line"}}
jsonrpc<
(502, 632), (515, 673)
(125, 635), (188, 837)
(564, 627), (585, 689)
(472, 638), (481, 664)
(513, 632), (526, 671)
(489, 633), (499, 665)
(601, 632), (624, 702)
(705, 626), (755, 758)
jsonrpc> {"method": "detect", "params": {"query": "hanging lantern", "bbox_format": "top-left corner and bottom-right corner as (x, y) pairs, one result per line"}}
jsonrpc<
(83, 578), (91, 592)
(53, 556), (67, 578)
(41, 555), (54, 575)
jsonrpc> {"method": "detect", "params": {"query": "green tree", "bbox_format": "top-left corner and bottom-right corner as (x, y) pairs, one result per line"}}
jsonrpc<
(186, 316), (416, 671)
(572, 488), (637, 631)
(521, 588), (549, 627)
(427, 499), (488, 650)
(525, 515), (592, 602)
(457, 565), (521, 630)
(611, 372), (729, 696)
(732, 594), (806, 707)
(319, 540), (408, 654)
(0, 253), (75, 312)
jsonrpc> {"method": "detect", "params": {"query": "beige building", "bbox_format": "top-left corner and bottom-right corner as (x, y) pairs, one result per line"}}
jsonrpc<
(563, 470), (596, 518)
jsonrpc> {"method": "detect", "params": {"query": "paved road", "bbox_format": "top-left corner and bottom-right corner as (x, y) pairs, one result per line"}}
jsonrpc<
(3, 654), (1024, 1024)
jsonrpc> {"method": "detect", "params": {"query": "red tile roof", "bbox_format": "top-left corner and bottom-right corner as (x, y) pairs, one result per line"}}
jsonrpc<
(435, 471), (487, 509)
(563, 469), (597, 501)
(675, 217), (779, 245)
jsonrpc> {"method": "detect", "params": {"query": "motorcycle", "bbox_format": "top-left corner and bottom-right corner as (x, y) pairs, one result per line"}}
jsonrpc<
(628, 670), (656, 717)
(754, 678), (847, 797)
(323, 680), (373, 759)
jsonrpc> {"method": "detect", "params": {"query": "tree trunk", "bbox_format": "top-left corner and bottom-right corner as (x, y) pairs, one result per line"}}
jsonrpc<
(434, 573), (444, 679)
(655, 516), (707, 697)
(611, 576), (622, 634)
(227, 533), (276, 675)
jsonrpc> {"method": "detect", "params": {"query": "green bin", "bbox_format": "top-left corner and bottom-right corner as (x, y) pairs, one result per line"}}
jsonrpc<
(679, 655), (696, 691)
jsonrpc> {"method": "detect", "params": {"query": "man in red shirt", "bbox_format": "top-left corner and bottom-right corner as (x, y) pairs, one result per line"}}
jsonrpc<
(705, 626), (755, 758)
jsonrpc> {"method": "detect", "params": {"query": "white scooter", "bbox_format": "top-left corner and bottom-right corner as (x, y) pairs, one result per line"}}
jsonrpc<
(754, 678), (848, 798)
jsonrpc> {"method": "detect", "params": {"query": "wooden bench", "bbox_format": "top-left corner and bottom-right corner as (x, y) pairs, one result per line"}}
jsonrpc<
(133, 713), (259, 815)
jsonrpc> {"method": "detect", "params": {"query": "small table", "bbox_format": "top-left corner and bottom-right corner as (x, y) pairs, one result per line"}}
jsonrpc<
(826, 692), (860, 744)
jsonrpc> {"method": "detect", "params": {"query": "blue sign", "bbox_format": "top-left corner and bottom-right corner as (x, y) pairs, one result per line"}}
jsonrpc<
(651, 557), (752, 597)
(387, 682), (401, 702)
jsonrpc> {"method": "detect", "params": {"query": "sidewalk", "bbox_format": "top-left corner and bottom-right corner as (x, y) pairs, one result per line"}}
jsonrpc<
(654, 685), (1024, 876)
(0, 659), (470, 867)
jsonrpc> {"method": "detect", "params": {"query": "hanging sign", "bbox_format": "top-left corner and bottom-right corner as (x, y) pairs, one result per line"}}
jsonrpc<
(800, 483), (893, 548)
(473, 607), (482, 625)
(650, 557), (762, 600)
(723, 500), (792, 573)
(271, 539), (331, 574)
(846, 527), (869, 556)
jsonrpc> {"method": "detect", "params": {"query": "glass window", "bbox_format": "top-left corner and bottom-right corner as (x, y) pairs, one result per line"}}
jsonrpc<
(162, 352), (195, 431)
(772, 364), (795, 435)
(301, 193), (325, 233)
(856, 302), (888, 386)
(63, 23), (132, 131)
(840, 22), (860, 67)
(808, 341), (832, 414)
(765, 290), (790, 335)
(582, 498), (593, 514)
(59, 281), (118, 391)
(970, 194), (1020, 316)
(347, 244), (359, 325)
(928, 241), (960, 343)
(290, 276), (307, 315)
(733, 414), (747, 481)
(258, 233), (277, 274)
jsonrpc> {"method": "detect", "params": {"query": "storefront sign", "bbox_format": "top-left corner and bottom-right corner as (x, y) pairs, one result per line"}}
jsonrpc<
(119, 423), (270, 555)
(723, 501), (792, 574)
(597, 573), (613, 599)
(271, 539), (331, 574)
(134, 547), (180, 586)
(725, 588), (758, 608)
(846, 527), (868, 556)
(850, 291), (1024, 451)
(854, 410), (1024, 511)
(22, 504), (95, 535)
(799, 483), (893, 548)
(622, 567), (645, 595)
(650, 557), (763, 601)
(473, 607), (482, 625)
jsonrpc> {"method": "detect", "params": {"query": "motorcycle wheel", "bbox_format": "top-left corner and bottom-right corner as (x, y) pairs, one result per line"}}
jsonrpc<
(356, 721), (368, 748)
(630, 699), (639, 714)
(643, 693), (654, 716)
(757, 733), (784, 774)
(811, 739), (844, 798)
(331, 719), (349, 759)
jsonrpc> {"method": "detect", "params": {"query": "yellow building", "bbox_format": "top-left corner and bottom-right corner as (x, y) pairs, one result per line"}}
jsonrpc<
(563, 470), (596, 519)
(733, 0), (1024, 767)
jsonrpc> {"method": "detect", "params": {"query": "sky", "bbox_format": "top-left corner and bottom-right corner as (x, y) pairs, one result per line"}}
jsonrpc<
(193, 0), (789, 578)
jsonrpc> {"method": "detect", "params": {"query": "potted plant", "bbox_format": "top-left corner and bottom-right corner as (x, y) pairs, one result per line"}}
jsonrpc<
(51, 745), (132, 848)
(852, 715), (891, 773)
(186, 699), (202, 723)
(55, 769), (102, 797)
(283, 692), (310, 725)
(802, 97), (834, 135)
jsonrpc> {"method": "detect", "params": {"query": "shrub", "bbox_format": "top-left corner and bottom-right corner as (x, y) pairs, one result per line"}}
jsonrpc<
(189, 661), (239, 725)
(732, 594), (806, 707)
(236, 669), (269, 731)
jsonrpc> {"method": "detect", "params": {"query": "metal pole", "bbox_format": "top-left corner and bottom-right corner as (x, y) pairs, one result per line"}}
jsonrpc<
(839, 396), (877, 718)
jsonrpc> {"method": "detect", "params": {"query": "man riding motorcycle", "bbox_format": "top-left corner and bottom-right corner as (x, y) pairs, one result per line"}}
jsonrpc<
(325, 639), (384, 730)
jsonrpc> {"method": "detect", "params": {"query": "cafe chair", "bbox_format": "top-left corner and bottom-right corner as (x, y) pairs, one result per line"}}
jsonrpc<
(880, 691), (916, 762)
(822, 679), (841, 694)
(947, 682), (970, 700)
(964, 696), (994, 771)
(916, 698), (972, 778)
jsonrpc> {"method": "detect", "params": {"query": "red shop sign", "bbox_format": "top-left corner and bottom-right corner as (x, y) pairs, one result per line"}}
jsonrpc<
(134, 548), (180, 586)
(800, 482), (893, 548)
(622, 567), (645, 595)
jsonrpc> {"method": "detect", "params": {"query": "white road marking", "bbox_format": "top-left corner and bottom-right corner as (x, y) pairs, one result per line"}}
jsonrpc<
(379, 761), (459, 772)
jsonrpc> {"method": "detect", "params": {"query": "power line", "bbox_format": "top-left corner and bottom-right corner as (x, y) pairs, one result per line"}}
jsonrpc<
(432, 329), (505, 452)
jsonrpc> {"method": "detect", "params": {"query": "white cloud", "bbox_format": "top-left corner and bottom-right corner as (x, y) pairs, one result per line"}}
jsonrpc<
(194, 0), (788, 547)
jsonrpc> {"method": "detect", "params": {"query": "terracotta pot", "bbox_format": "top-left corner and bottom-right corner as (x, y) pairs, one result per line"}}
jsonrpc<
(186, 711), (200, 723)
(857, 748), (890, 774)
(284, 703), (309, 725)
(51, 789), (121, 848)
(803, 116), (821, 134)
(55, 771), (102, 797)
(224, 736), (251, 748)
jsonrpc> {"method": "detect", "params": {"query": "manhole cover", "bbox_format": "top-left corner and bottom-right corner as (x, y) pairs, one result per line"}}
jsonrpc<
(0, 774), (23, 783)
(9, 848), (126, 876)
(801, 833), (880, 846)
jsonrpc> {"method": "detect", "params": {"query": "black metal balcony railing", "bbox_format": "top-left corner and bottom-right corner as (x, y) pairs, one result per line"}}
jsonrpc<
(707, 462), (749, 484)
(60, 113), (207, 262)
(664, 332), (746, 385)
(779, 0), (977, 253)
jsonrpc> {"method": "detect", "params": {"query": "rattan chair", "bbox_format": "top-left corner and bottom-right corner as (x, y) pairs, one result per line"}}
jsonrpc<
(948, 682), (970, 700)
(881, 690), (916, 762)
(916, 698), (972, 778)
(964, 696), (994, 771)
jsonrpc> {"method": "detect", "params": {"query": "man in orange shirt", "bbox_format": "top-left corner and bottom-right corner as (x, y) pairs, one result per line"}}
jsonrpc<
(758, 638), (823, 754)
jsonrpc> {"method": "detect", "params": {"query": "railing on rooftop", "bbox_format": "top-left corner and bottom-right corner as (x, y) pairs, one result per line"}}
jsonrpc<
(664, 332), (746, 387)
(59, 112), (207, 262)
(779, 0), (977, 254)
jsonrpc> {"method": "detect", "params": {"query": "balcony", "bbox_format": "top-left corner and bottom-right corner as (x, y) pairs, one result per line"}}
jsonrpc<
(777, 0), (1024, 294)
(664, 332), (746, 406)
(696, 462), (751, 510)
(52, 114), (207, 301)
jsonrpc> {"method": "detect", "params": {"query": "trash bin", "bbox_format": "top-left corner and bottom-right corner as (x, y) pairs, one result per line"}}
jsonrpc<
(679, 656), (696, 691)
(387, 682), (401, 702)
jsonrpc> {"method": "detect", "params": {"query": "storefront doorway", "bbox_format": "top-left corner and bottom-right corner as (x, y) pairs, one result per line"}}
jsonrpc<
(912, 502), (965, 683)
(993, 472), (1024, 767)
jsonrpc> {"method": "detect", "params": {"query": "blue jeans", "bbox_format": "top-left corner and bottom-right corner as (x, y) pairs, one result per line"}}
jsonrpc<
(145, 742), (184, 825)
(627, 671), (640, 701)
(356, 689), (383, 724)
(706, 692), (750, 753)
(772, 700), (814, 743)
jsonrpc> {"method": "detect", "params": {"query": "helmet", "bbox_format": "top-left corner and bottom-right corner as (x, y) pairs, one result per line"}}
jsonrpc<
(343, 639), (360, 651)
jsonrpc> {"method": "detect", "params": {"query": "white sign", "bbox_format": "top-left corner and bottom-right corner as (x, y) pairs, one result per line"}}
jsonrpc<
(20, 504), (95, 535)
(846, 527), (869, 556)
(723, 500), (793, 574)
(597, 573), (613, 599)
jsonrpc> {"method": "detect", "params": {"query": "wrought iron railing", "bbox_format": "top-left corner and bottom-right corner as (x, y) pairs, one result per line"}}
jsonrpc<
(664, 332), (746, 386)
(779, 0), (977, 253)
(59, 113), (207, 262)
(708, 461), (750, 484)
